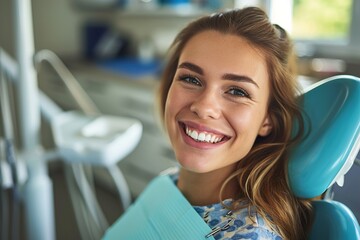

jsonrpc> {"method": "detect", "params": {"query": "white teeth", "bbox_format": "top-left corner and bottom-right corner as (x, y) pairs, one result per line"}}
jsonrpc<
(190, 131), (198, 139)
(198, 132), (206, 141)
(185, 126), (223, 143)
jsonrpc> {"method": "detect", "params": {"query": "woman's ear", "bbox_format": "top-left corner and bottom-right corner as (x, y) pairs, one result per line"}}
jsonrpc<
(258, 115), (273, 137)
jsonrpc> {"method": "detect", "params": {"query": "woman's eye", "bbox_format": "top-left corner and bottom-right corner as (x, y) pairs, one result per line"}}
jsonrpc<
(179, 75), (201, 86)
(227, 87), (250, 98)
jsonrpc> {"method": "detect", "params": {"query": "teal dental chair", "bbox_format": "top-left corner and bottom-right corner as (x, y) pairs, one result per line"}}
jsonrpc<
(289, 75), (360, 239)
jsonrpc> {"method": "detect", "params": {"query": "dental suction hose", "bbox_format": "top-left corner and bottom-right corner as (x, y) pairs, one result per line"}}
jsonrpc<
(0, 55), (20, 240)
(34, 49), (100, 116)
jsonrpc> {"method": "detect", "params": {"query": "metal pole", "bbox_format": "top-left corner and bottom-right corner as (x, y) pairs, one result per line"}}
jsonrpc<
(13, 0), (55, 239)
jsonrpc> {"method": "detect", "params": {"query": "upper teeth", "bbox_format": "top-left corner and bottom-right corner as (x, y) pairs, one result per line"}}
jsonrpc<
(185, 126), (223, 143)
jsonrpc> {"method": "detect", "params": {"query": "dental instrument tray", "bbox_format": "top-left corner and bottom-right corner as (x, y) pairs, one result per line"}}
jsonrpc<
(51, 111), (142, 166)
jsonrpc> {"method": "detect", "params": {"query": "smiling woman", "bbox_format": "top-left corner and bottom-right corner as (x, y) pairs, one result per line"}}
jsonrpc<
(104, 7), (313, 240)
(157, 7), (312, 240)
(165, 31), (271, 176)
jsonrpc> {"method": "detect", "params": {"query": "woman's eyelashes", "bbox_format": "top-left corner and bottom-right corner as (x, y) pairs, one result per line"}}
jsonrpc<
(226, 87), (250, 98)
(177, 74), (252, 99)
(178, 74), (202, 86)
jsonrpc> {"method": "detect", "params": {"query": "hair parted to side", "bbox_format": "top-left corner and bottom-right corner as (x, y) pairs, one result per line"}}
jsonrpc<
(158, 7), (312, 240)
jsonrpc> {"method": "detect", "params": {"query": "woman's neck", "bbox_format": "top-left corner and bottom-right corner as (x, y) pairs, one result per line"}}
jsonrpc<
(177, 165), (240, 206)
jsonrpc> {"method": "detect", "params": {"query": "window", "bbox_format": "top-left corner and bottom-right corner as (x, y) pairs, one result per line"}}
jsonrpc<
(292, 0), (353, 41)
(267, 0), (360, 60)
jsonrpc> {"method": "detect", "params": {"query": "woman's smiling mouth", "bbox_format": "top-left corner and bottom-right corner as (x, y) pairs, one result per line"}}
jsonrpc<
(185, 126), (223, 143)
(180, 122), (230, 145)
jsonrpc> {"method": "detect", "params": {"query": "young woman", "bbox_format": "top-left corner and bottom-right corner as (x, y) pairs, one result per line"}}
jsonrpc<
(157, 7), (312, 240)
(104, 7), (312, 240)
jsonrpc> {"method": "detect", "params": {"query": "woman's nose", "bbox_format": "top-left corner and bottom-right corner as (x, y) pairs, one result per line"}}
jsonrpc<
(190, 90), (221, 119)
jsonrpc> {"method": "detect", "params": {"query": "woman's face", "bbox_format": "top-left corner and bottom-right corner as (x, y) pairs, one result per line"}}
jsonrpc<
(165, 30), (272, 174)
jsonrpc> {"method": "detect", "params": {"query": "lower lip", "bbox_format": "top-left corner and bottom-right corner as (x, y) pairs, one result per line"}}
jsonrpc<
(179, 123), (227, 150)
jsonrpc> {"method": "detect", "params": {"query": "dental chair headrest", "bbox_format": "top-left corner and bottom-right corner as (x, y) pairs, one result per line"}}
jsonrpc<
(288, 75), (360, 199)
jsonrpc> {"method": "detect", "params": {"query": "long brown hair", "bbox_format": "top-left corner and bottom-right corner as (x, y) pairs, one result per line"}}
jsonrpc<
(158, 7), (312, 240)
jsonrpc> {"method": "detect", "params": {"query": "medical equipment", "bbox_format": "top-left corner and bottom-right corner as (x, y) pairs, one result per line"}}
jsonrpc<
(288, 75), (360, 239)
(8, 0), (56, 238)
(0, 1), (142, 240)
(0, 49), (143, 240)
(289, 75), (360, 197)
(0, 63), (21, 240)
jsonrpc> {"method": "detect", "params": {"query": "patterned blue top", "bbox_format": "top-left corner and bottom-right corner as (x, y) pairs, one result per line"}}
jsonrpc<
(167, 170), (282, 240)
(193, 200), (282, 240)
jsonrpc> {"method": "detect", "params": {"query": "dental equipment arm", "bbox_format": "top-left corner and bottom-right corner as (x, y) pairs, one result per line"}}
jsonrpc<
(34, 49), (100, 116)
(2, 43), (141, 239)
(12, 0), (56, 238)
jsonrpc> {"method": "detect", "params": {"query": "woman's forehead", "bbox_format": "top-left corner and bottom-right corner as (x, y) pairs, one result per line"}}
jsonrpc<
(178, 31), (269, 86)
(180, 30), (266, 64)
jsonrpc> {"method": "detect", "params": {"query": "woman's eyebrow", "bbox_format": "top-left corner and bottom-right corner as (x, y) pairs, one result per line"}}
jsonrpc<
(178, 62), (204, 75)
(222, 73), (259, 88)
(178, 61), (259, 88)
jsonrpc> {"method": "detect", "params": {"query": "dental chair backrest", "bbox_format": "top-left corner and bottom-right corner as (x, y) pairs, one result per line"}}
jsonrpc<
(288, 75), (360, 240)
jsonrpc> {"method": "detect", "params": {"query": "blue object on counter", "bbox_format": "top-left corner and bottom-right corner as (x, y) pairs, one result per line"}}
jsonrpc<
(160, 0), (190, 5)
(97, 58), (162, 79)
(84, 23), (131, 60)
